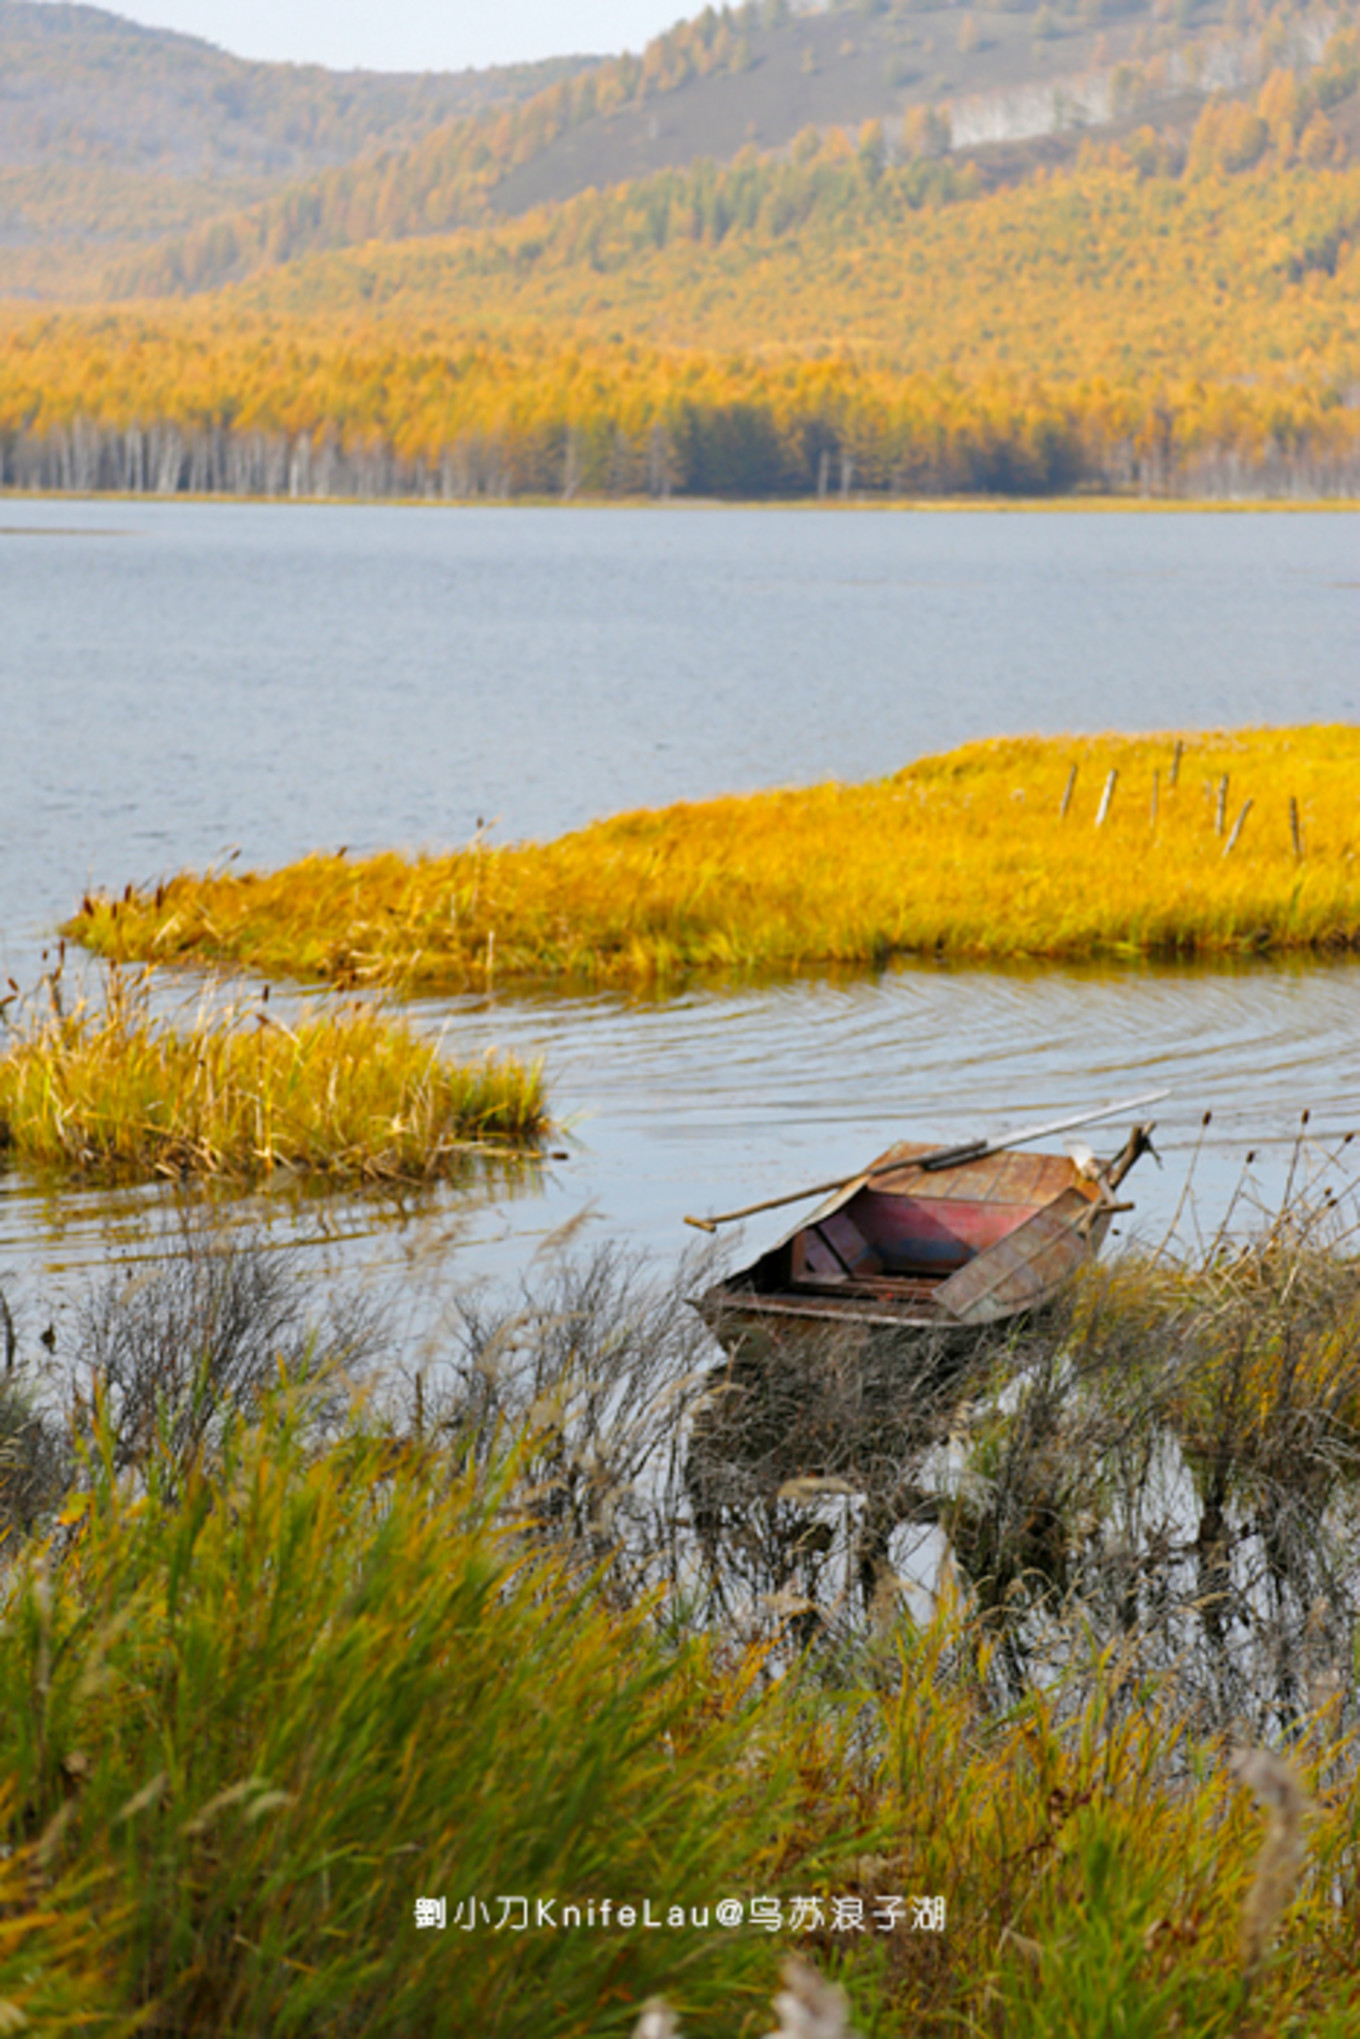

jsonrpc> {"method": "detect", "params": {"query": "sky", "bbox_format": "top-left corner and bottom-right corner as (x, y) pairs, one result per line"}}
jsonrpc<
(63, 0), (695, 72)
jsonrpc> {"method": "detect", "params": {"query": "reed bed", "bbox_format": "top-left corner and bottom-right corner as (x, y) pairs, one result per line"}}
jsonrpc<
(63, 727), (1360, 991)
(3, 1211), (1360, 2033)
(0, 975), (547, 1182)
(0, 1405), (796, 2035)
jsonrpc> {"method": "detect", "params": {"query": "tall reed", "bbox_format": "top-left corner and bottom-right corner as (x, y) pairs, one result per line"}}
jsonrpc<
(7, 1219), (1360, 2032)
(64, 727), (1360, 991)
(0, 973), (547, 1182)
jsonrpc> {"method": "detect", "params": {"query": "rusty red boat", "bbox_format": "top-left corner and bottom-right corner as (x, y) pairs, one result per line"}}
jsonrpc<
(694, 1116), (1156, 1355)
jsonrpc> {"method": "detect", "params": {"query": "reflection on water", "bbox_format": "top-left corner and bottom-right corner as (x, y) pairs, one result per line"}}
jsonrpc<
(3, 955), (1357, 1343)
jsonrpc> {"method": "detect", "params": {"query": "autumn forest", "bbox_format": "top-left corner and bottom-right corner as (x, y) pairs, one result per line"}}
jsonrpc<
(3, 0), (1359, 499)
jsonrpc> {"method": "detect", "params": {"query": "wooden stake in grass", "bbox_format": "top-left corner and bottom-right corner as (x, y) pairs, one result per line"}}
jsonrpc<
(1224, 799), (1253, 857)
(1169, 738), (1183, 788)
(1094, 768), (1118, 828)
(1290, 796), (1304, 861)
(1215, 774), (1230, 836)
(1059, 764), (1077, 819)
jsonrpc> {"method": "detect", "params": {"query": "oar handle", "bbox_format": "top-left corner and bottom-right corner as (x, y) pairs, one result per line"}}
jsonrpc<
(682, 1090), (1167, 1234)
(683, 1138), (988, 1232)
(918, 1139), (990, 1173)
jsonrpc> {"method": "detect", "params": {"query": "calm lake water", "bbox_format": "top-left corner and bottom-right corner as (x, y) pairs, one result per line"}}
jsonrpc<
(3, 500), (1359, 1342)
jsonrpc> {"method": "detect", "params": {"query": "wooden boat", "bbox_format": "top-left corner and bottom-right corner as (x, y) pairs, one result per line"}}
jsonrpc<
(696, 1122), (1155, 1355)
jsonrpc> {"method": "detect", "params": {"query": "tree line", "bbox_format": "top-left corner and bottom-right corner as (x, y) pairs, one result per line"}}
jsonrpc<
(4, 338), (1357, 498)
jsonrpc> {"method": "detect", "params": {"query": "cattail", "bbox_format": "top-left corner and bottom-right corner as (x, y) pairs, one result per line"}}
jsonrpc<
(1230, 1745), (1310, 1974)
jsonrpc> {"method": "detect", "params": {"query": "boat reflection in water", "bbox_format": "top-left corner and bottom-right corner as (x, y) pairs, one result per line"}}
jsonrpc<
(686, 1113), (1159, 1608)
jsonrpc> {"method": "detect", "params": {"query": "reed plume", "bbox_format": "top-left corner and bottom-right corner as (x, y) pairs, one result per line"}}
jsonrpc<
(628, 1960), (854, 2039)
(1229, 1746), (1311, 1975)
(762, 1959), (857, 2039)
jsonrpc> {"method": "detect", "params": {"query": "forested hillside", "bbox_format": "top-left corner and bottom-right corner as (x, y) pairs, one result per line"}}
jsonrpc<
(1, 1), (1357, 499)
(227, 73), (1360, 383)
(113, 0), (1325, 296)
(0, 1), (592, 295)
(4, 0), (1342, 299)
(3, 112), (1358, 498)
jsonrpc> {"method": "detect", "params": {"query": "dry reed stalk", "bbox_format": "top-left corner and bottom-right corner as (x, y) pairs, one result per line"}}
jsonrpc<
(1229, 1747), (1310, 1974)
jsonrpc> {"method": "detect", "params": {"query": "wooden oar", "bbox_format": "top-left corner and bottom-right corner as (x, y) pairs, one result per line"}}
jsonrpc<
(683, 1089), (1169, 1233)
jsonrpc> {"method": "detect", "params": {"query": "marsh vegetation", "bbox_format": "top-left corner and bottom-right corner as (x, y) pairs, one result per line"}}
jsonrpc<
(66, 727), (1360, 992)
(0, 967), (547, 1184)
(2, 1153), (1359, 2033)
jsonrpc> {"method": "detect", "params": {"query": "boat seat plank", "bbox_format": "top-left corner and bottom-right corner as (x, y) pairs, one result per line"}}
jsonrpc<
(792, 1273), (941, 1304)
(797, 1209), (882, 1280)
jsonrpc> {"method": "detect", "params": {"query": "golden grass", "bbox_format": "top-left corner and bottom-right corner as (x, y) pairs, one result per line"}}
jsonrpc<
(0, 977), (547, 1182)
(64, 726), (1360, 992)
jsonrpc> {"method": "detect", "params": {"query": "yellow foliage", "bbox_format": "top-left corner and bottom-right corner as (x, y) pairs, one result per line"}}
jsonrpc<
(1257, 65), (1304, 138)
(0, 976), (547, 1180)
(1188, 98), (1269, 175)
(4, 113), (1360, 496)
(1300, 107), (1342, 167)
(63, 728), (1360, 992)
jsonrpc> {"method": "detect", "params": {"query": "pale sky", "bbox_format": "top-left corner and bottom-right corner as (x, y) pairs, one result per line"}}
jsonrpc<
(73, 0), (694, 71)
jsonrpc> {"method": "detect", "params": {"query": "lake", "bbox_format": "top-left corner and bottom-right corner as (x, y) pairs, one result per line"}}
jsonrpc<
(3, 500), (1358, 1339)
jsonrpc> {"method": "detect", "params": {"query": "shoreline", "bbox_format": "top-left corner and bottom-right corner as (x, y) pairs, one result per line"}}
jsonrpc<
(3, 488), (1359, 513)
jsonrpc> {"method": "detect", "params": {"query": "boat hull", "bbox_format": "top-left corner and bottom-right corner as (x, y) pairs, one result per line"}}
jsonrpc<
(695, 1135), (1140, 1362)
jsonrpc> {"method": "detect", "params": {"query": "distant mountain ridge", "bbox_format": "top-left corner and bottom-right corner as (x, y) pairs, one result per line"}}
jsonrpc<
(2, 6), (1358, 502)
(0, 0), (596, 292)
(0, 0), (1356, 337)
(0, 1), (593, 172)
(99, 0), (1354, 300)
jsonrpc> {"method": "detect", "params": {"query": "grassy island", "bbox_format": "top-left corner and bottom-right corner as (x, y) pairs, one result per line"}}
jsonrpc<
(65, 728), (1360, 992)
(0, 982), (546, 1182)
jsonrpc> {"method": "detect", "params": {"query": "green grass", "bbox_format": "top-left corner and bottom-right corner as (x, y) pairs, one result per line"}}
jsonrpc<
(5, 1199), (1360, 2033)
(5, 1386), (1360, 2036)
(3, 1402), (802, 2035)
